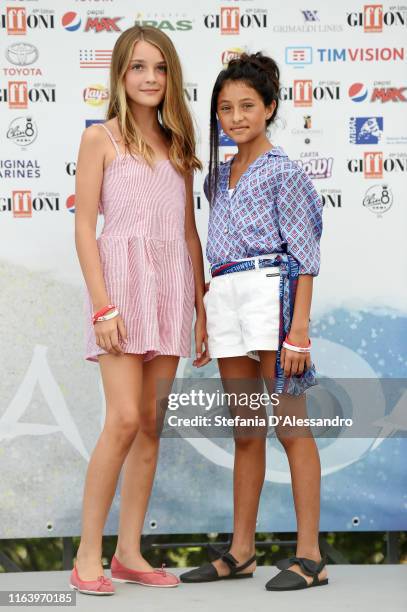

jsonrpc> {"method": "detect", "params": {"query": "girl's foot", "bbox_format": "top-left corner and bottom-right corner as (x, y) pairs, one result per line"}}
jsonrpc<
(111, 553), (180, 587)
(70, 556), (115, 595)
(180, 549), (256, 583)
(265, 553), (329, 591)
(74, 553), (105, 581)
(210, 549), (256, 577)
(113, 550), (154, 573)
(285, 558), (328, 585)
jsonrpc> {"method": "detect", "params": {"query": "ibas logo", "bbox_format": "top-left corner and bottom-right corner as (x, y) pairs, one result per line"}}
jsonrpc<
(204, 7), (268, 34)
(349, 117), (383, 144)
(134, 13), (193, 31)
(0, 7), (55, 34)
(347, 5), (407, 32)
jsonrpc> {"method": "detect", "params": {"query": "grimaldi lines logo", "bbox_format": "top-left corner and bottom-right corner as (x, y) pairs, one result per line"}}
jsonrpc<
(347, 4), (407, 32)
(0, 82), (56, 109)
(279, 80), (340, 107)
(348, 152), (407, 178)
(0, 191), (60, 218)
(204, 7), (268, 34)
(0, 6), (55, 34)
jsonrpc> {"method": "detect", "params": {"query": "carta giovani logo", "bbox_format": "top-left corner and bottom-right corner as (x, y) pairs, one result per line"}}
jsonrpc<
(349, 117), (383, 144)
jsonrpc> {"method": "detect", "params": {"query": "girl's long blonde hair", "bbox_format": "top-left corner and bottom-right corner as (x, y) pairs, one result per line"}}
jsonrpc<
(106, 25), (202, 175)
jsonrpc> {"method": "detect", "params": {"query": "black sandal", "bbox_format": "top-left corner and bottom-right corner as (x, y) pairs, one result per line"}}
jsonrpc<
(207, 542), (230, 562)
(265, 555), (328, 591)
(180, 552), (256, 583)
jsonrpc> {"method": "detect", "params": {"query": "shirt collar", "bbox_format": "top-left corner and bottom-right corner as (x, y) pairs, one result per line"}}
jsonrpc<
(219, 145), (287, 188)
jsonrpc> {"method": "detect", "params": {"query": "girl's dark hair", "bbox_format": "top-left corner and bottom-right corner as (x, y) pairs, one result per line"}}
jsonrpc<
(208, 52), (280, 203)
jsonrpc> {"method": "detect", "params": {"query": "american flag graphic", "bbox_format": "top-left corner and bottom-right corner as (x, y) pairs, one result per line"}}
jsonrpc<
(79, 49), (112, 69)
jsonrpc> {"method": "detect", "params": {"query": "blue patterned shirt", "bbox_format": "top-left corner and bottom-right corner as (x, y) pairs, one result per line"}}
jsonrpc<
(204, 146), (323, 275)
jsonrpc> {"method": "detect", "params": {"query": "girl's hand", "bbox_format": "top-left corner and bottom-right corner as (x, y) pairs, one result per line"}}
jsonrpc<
(280, 329), (311, 377)
(193, 311), (211, 367)
(94, 314), (127, 356)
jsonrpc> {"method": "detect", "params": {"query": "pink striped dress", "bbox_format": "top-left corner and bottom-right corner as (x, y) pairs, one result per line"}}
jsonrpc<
(84, 123), (195, 362)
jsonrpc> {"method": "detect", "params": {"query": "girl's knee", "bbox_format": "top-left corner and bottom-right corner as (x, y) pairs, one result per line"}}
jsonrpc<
(105, 407), (139, 443)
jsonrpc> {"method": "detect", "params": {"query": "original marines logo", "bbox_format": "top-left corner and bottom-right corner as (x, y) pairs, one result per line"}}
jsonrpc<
(362, 184), (393, 217)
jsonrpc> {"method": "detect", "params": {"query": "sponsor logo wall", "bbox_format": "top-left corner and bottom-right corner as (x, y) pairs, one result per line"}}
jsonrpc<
(0, 0), (406, 538)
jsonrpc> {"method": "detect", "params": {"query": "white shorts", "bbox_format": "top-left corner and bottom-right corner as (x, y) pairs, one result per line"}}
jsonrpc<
(204, 257), (281, 360)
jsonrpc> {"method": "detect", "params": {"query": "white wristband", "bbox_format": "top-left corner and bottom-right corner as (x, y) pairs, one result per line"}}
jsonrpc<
(94, 308), (119, 322)
(282, 341), (311, 353)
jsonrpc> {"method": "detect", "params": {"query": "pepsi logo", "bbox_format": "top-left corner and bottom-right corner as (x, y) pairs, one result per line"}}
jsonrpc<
(62, 12), (82, 32)
(348, 82), (368, 102)
(66, 194), (75, 213)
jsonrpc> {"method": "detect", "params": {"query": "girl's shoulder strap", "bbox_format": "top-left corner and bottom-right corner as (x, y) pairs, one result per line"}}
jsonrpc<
(100, 122), (121, 157)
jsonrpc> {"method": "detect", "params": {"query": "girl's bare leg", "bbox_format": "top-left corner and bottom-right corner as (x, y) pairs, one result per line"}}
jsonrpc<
(76, 354), (144, 580)
(114, 355), (179, 571)
(259, 350), (328, 584)
(211, 355), (265, 577)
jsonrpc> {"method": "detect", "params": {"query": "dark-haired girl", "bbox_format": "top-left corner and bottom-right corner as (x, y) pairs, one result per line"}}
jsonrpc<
(180, 53), (327, 591)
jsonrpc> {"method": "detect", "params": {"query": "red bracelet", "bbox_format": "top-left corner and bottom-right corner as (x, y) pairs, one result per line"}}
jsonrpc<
(284, 336), (311, 349)
(92, 304), (116, 324)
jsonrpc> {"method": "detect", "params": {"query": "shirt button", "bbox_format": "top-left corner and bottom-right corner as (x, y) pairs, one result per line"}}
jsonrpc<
(223, 228), (228, 234)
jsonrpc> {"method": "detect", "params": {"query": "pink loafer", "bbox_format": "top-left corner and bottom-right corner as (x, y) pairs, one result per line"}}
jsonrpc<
(70, 564), (115, 595)
(111, 554), (180, 588)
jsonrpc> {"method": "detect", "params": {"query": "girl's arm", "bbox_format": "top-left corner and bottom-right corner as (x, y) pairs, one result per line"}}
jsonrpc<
(290, 275), (313, 336)
(75, 126), (108, 311)
(75, 125), (126, 355)
(184, 173), (210, 366)
(276, 167), (322, 376)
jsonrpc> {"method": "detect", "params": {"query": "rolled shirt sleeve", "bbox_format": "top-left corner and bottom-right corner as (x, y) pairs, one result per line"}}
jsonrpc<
(276, 166), (323, 276)
(203, 173), (210, 202)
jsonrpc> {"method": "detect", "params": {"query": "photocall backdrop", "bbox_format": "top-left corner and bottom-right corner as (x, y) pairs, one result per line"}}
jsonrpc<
(0, 0), (406, 538)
